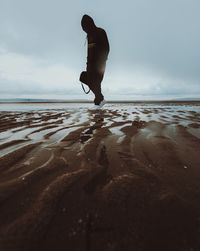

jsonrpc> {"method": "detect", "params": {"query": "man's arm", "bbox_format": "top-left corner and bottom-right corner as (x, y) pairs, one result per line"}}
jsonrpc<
(86, 39), (97, 85)
(86, 32), (97, 68)
(98, 29), (110, 55)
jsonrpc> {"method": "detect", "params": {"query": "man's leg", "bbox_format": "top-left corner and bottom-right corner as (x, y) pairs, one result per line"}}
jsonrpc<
(89, 73), (104, 105)
(93, 84), (104, 105)
(80, 71), (104, 105)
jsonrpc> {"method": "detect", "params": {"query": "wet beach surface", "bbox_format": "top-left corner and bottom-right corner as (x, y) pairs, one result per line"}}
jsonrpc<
(0, 102), (200, 251)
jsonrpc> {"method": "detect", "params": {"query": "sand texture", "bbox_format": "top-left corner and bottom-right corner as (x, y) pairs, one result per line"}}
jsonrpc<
(0, 103), (200, 251)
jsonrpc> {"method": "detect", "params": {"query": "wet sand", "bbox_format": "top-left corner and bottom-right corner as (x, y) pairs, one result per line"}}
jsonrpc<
(0, 103), (200, 251)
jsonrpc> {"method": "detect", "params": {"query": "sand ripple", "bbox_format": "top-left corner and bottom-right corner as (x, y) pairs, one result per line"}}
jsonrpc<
(0, 105), (200, 251)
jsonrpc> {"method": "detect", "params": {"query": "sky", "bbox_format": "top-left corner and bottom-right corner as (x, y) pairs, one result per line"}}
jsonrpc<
(0, 0), (200, 100)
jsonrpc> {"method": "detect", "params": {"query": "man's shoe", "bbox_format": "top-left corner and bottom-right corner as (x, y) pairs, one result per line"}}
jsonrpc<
(89, 105), (101, 110)
(89, 100), (106, 110)
(98, 99), (106, 108)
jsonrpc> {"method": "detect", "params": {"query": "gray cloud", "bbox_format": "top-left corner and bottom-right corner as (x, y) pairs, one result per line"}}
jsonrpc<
(0, 0), (200, 99)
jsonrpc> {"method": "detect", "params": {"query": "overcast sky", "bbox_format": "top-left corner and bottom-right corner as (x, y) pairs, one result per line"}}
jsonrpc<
(0, 0), (200, 100)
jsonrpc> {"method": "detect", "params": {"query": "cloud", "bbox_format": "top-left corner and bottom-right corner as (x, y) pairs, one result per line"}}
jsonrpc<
(0, 50), (199, 100)
(0, 51), (79, 91)
(0, 0), (199, 99)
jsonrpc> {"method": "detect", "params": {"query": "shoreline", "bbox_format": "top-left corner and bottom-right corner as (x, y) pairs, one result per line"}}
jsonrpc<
(0, 100), (200, 104)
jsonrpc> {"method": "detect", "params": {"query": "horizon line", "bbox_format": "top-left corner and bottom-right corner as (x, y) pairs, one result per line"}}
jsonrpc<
(0, 98), (200, 104)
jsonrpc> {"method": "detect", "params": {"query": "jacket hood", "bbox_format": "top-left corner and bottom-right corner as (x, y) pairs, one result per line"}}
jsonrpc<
(81, 15), (96, 33)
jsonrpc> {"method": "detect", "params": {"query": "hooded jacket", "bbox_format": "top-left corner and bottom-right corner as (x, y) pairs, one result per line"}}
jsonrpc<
(81, 15), (110, 72)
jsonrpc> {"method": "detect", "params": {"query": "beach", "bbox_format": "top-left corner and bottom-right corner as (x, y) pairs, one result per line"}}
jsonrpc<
(0, 102), (200, 251)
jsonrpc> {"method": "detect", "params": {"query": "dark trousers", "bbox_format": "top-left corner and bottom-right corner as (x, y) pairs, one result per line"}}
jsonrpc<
(79, 70), (104, 105)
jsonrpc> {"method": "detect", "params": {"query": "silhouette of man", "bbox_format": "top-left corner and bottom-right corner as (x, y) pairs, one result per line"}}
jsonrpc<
(80, 15), (110, 106)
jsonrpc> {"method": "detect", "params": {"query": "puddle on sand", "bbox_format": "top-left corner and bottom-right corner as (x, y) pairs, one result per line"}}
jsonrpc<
(109, 125), (128, 136)
(0, 103), (199, 157)
(0, 141), (30, 158)
(49, 126), (82, 144)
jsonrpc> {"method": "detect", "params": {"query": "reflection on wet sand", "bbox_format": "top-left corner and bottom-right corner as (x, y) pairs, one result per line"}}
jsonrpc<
(0, 103), (200, 251)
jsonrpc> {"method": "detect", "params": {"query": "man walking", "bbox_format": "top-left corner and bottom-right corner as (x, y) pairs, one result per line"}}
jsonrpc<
(80, 14), (110, 107)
